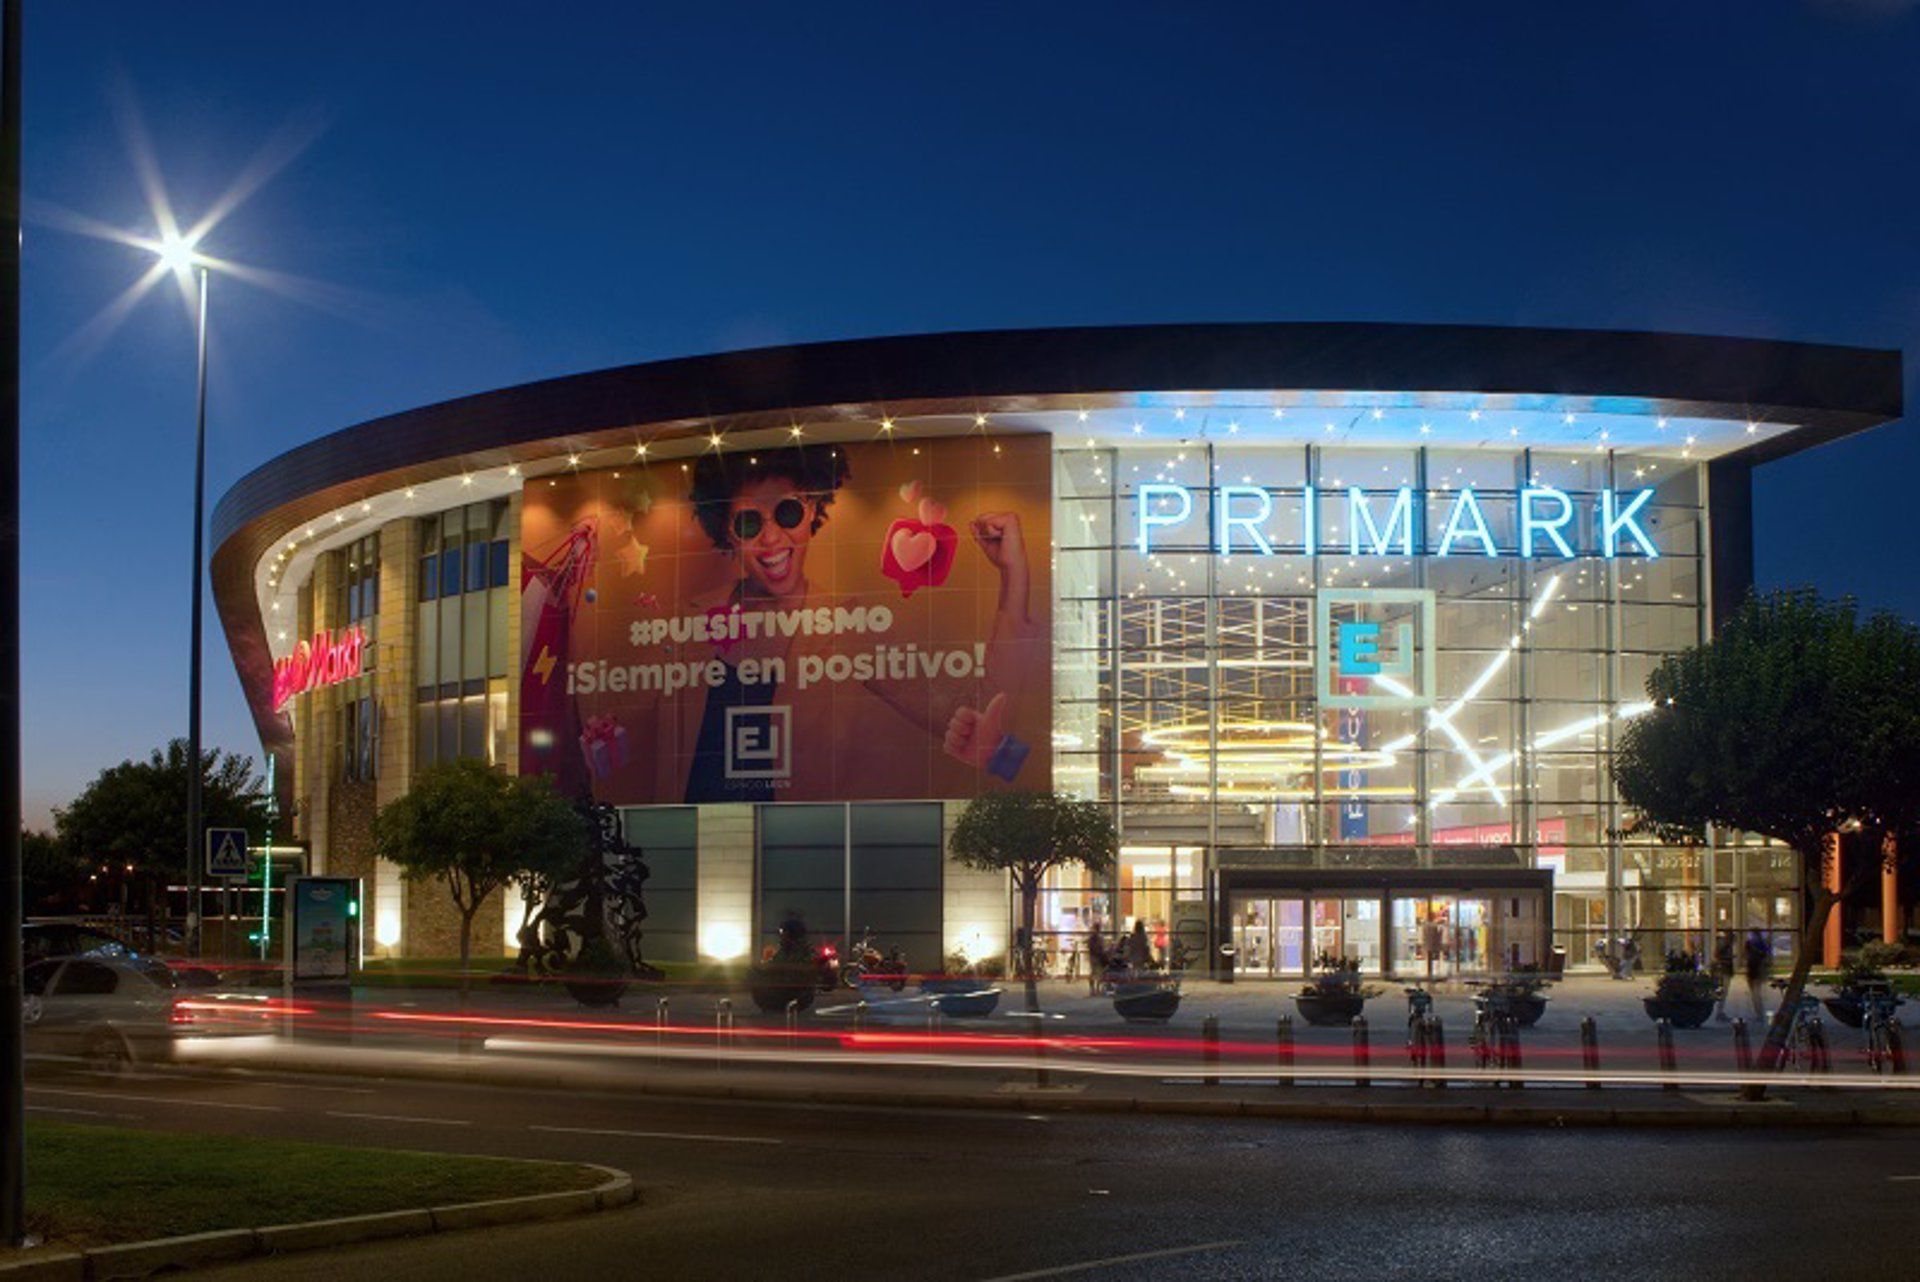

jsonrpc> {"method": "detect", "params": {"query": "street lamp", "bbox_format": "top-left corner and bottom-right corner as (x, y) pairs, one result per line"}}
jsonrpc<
(138, 231), (211, 957)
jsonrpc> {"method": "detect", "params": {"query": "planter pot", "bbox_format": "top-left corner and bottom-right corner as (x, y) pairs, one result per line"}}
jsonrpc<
(750, 963), (819, 1014)
(1641, 996), (1714, 1028)
(1823, 994), (1868, 1029)
(928, 986), (1001, 1018)
(1294, 989), (1367, 1027)
(1512, 994), (1549, 1027)
(1112, 984), (1182, 1024)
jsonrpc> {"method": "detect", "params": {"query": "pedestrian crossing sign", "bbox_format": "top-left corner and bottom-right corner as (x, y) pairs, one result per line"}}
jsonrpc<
(206, 827), (251, 879)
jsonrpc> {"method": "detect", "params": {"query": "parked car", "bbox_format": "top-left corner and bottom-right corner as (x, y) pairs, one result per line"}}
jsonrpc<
(22, 955), (193, 1072)
(22, 921), (139, 964)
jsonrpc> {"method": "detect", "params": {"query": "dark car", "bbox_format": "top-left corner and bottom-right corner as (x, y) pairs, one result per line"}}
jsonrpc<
(22, 955), (189, 1072)
(22, 921), (138, 965)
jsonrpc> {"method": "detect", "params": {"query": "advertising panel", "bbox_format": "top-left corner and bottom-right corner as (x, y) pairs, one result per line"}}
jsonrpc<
(287, 876), (357, 982)
(520, 434), (1052, 804)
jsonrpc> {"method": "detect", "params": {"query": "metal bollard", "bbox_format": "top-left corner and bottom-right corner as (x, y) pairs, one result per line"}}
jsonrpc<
(928, 1003), (943, 1040)
(1351, 1014), (1370, 1088)
(1732, 1017), (1752, 1076)
(1580, 1016), (1600, 1090)
(1203, 1014), (1220, 1087)
(854, 999), (868, 1034)
(1504, 1021), (1523, 1089)
(785, 999), (800, 1048)
(1656, 1017), (1677, 1090)
(717, 997), (733, 1069)
(656, 997), (670, 1055)
(1275, 1016), (1294, 1088)
(1429, 1016), (1446, 1089)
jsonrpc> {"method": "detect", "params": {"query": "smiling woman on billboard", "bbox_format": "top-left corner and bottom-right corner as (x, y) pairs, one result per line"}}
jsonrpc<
(519, 435), (1052, 805)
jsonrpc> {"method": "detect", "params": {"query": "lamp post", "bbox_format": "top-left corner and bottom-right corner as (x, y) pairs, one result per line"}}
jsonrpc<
(185, 261), (208, 958)
(142, 234), (210, 958)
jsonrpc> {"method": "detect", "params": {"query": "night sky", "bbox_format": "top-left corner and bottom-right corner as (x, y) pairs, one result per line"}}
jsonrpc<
(18, 3), (1919, 825)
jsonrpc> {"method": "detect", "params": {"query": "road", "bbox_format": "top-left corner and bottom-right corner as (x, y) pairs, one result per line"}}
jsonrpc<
(25, 1063), (1920, 1280)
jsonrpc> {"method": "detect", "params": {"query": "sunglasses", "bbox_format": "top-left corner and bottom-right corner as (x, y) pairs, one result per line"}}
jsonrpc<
(731, 496), (809, 542)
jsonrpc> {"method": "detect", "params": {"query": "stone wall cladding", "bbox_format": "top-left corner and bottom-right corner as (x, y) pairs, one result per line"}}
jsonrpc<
(696, 804), (756, 961)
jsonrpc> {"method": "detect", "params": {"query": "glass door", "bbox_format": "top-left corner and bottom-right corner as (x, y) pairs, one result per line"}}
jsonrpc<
(1392, 895), (1458, 980)
(1453, 897), (1491, 975)
(1232, 897), (1272, 977)
(1274, 899), (1305, 976)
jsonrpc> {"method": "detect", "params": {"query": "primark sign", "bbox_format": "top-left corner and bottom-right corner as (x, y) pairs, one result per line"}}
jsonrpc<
(1133, 483), (1659, 560)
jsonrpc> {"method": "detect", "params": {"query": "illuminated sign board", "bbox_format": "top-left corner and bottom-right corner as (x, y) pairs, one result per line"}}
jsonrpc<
(1314, 588), (1437, 710)
(271, 626), (366, 711)
(1134, 484), (1659, 560)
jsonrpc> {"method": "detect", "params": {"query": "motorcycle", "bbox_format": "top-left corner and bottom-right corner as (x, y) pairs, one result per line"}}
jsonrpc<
(840, 928), (909, 991)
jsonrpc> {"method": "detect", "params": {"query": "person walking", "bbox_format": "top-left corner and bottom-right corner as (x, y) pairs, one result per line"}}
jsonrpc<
(1743, 928), (1773, 1022)
(1085, 925), (1109, 995)
(1124, 920), (1155, 973)
(1711, 932), (1735, 1022)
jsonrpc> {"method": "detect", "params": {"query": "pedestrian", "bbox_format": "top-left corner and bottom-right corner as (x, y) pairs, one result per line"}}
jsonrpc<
(1086, 925), (1108, 995)
(1743, 928), (1773, 1021)
(1710, 932), (1735, 1021)
(1124, 920), (1155, 973)
(1616, 934), (1640, 981)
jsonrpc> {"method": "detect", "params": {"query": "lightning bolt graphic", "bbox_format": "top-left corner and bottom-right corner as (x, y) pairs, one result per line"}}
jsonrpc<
(533, 646), (557, 685)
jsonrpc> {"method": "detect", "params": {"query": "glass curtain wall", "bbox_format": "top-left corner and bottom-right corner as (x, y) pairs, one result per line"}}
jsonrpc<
(1052, 437), (1748, 972)
(414, 501), (513, 767)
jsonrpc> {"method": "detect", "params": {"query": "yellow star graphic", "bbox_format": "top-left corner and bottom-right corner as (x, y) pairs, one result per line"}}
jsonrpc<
(616, 536), (650, 578)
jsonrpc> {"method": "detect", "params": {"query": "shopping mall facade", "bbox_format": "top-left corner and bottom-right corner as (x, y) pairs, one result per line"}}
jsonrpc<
(211, 322), (1903, 978)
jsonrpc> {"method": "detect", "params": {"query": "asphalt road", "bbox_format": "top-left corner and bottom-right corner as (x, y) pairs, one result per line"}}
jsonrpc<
(25, 1063), (1920, 1281)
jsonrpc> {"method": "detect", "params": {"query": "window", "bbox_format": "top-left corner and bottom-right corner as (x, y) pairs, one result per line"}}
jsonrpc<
(415, 501), (513, 766)
(756, 802), (945, 971)
(624, 808), (698, 962)
(51, 961), (119, 997)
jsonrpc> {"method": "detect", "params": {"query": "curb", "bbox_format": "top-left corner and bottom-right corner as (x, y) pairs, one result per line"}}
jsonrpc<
(0, 1165), (634, 1280)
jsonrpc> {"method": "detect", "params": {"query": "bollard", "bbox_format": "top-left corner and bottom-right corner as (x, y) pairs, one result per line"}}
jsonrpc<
(1203, 1014), (1220, 1087)
(1580, 1016), (1600, 1090)
(928, 1003), (943, 1041)
(1429, 1016), (1446, 1089)
(1276, 1015), (1294, 1088)
(717, 997), (733, 1070)
(1504, 1021), (1523, 1089)
(1656, 1016), (1677, 1090)
(1732, 1017), (1752, 1076)
(1351, 1014), (1370, 1088)
(786, 999), (799, 1048)
(854, 999), (868, 1034)
(657, 997), (670, 1056)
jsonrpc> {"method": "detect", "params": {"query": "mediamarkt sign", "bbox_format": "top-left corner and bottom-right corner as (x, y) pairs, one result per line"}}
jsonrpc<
(1135, 484), (1659, 559)
(271, 626), (366, 711)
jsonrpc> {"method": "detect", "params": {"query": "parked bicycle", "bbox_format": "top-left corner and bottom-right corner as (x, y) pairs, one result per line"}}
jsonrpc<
(1466, 983), (1520, 1072)
(1771, 980), (1830, 1074)
(1404, 986), (1437, 1068)
(1858, 978), (1906, 1076)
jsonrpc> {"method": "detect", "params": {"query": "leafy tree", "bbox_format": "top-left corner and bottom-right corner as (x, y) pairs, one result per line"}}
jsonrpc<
(1614, 590), (1920, 1084)
(21, 829), (85, 913)
(53, 740), (269, 933)
(950, 791), (1117, 1016)
(373, 758), (589, 997)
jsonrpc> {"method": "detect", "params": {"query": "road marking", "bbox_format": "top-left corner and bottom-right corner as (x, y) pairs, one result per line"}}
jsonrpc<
(1888, 1175), (1920, 1181)
(27, 1088), (282, 1113)
(979, 1240), (1244, 1281)
(26, 1105), (105, 1117)
(326, 1111), (473, 1127)
(528, 1124), (781, 1146)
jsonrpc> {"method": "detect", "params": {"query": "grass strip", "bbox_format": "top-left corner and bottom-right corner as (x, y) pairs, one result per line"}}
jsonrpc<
(25, 1119), (604, 1248)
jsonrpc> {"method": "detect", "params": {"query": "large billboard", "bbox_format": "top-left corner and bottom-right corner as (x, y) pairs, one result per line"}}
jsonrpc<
(520, 434), (1051, 804)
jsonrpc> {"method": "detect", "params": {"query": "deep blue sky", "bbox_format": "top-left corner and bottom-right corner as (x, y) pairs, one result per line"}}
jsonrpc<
(19, 3), (1919, 825)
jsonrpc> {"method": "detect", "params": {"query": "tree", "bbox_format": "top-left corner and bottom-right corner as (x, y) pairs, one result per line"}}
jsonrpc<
(53, 740), (269, 933)
(20, 830), (84, 914)
(949, 791), (1117, 1017)
(1614, 590), (1920, 1086)
(373, 758), (589, 998)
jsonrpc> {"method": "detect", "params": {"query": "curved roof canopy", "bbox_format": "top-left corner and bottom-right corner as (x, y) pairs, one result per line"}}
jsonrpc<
(213, 321), (1903, 750)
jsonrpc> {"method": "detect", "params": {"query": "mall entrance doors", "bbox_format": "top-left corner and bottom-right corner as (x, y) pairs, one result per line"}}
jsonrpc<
(1220, 868), (1551, 980)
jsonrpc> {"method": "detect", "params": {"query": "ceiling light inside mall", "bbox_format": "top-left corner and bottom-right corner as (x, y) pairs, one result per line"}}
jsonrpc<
(789, 426), (804, 438)
(880, 418), (894, 432)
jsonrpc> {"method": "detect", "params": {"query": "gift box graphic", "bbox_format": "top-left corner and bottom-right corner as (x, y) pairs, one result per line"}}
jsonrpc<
(578, 714), (631, 780)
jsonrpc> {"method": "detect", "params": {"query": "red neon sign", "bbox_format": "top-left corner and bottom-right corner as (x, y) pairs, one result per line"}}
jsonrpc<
(272, 626), (366, 711)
